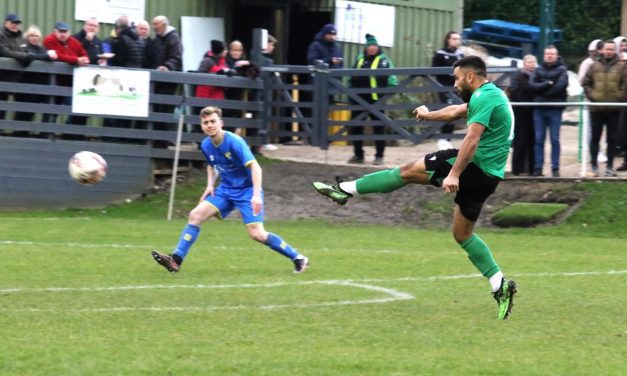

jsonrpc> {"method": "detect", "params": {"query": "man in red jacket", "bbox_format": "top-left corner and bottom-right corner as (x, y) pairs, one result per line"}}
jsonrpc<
(42, 21), (89, 128)
(43, 22), (89, 66)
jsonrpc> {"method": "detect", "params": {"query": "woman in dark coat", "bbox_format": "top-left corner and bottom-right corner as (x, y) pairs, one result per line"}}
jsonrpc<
(508, 54), (538, 175)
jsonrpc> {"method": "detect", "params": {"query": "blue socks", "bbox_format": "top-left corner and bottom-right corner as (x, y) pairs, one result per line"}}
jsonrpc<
(172, 224), (201, 262)
(265, 233), (299, 260)
(171, 227), (298, 263)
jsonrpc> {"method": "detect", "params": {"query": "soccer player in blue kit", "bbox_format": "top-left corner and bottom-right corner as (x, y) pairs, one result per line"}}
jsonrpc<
(151, 106), (309, 273)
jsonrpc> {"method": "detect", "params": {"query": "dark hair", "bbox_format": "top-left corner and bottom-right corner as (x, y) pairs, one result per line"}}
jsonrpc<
(453, 55), (486, 77)
(545, 44), (559, 53)
(443, 31), (460, 49)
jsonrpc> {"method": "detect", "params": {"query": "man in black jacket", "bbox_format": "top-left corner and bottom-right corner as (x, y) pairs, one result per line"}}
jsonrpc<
(145, 15), (182, 144)
(73, 17), (103, 65)
(145, 15), (182, 72)
(527, 45), (568, 177)
(110, 15), (143, 68)
(0, 13), (55, 121)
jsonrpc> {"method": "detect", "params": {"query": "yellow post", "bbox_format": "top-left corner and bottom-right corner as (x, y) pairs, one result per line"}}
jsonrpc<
(328, 103), (349, 146)
(291, 74), (300, 142)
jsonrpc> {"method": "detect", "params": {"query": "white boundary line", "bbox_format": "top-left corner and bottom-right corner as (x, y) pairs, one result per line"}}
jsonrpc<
(2, 269), (625, 295)
(0, 240), (440, 254)
(0, 240), (141, 249)
(0, 217), (91, 221)
(0, 280), (414, 313)
(1, 270), (625, 313)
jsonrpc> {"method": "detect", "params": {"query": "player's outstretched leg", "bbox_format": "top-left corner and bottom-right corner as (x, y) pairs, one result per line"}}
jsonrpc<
(492, 277), (518, 320)
(313, 168), (407, 205)
(312, 177), (353, 205)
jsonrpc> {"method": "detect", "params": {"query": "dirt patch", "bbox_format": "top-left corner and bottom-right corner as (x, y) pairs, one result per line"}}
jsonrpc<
(260, 161), (588, 228)
(160, 161), (587, 229)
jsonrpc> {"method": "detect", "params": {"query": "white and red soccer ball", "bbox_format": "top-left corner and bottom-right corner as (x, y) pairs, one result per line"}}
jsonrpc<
(68, 151), (107, 185)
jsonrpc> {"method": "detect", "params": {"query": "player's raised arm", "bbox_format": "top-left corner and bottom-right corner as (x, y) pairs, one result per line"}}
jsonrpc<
(414, 103), (467, 122)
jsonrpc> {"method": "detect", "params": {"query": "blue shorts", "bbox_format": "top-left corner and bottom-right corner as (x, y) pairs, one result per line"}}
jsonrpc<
(205, 186), (264, 224)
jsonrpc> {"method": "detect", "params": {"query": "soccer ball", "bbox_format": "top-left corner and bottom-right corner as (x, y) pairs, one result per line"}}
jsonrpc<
(68, 151), (107, 185)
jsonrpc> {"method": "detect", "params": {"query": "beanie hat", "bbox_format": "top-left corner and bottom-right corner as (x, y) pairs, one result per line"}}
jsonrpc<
(588, 39), (601, 51)
(365, 33), (378, 46)
(211, 40), (225, 55)
(320, 24), (336, 35)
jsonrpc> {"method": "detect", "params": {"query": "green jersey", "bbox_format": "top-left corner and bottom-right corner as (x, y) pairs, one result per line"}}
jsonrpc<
(465, 82), (514, 179)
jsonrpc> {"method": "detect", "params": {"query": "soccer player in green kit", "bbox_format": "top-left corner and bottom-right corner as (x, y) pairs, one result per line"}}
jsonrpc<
(313, 55), (518, 320)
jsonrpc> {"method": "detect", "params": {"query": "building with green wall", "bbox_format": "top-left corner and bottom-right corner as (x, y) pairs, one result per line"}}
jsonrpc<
(0, 0), (462, 68)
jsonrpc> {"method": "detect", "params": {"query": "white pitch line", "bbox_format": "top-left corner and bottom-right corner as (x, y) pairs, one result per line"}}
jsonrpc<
(0, 217), (91, 221)
(1, 269), (625, 295)
(1, 270), (625, 313)
(0, 240), (446, 255)
(0, 240), (148, 249)
(0, 280), (415, 313)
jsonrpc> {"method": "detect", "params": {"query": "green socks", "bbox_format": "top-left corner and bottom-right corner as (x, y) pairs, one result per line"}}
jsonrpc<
(355, 168), (406, 194)
(460, 234), (500, 278)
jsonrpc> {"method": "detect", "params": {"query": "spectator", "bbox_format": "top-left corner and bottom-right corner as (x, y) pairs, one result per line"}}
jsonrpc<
(508, 54), (537, 176)
(224, 40), (254, 125)
(43, 22), (89, 67)
(432, 31), (464, 150)
(582, 40), (627, 177)
(0, 13), (42, 120)
(136, 20), (151, 43)
(306, 24), (343, 68)
(259, 35), (279, 151)
(578, 39), (608, 165)
(110, 15), (143, 68)
(73, 17), (103, 65)
(347, 33), (397, 165)
(145, 15), (182, 72)
(145, 15), (182, 145)
(43, 21), (89, 127)
(614, 36), (627, 159)
(259, 34), (277, 67)
(195, 39), (228, 101)
(527, 45), (568, 177)
(578, 39), (602, 83)
(226, 40), (253, 75)
(13, 25), (58, 128)
(135, 19), (151, 61)
(613, 36), (627, 56)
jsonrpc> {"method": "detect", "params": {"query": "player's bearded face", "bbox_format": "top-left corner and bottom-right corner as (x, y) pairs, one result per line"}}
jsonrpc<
(454, 68), (473, 103)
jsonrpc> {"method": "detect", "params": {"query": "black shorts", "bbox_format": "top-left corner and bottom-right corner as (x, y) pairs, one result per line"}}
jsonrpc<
(424, 149), (500, 222)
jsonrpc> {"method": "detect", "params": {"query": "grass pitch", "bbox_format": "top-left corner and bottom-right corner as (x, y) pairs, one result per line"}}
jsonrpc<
(0, 180), (626, 375)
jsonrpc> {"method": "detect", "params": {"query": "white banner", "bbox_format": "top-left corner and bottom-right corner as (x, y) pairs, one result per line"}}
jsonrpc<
(72, 67), (150, 118)
(335, 0), (395, 47)
(75, 0), (145, 24)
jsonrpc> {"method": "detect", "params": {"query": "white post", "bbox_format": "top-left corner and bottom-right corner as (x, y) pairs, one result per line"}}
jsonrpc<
(167, 112), (185, 220)
(580, 103), (589, 177)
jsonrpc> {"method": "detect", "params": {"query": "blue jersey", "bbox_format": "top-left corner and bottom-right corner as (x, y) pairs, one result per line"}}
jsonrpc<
(200, 131), (256, 188)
